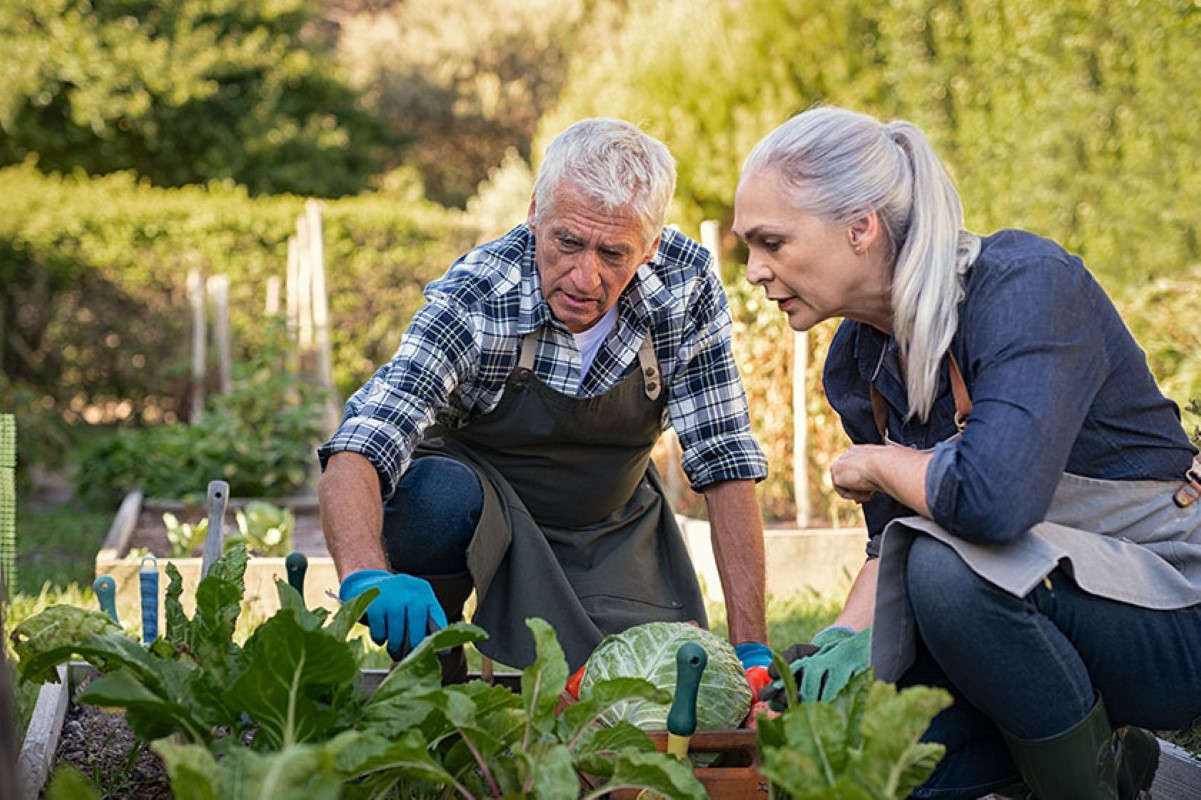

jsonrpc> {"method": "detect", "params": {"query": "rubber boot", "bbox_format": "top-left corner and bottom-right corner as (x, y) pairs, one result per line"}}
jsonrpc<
(426, 572), (474, 685)
(1002, 696), (1158, 800)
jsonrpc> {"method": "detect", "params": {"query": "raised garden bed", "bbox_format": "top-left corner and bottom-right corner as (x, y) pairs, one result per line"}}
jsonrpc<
(94, 489), (339, 624)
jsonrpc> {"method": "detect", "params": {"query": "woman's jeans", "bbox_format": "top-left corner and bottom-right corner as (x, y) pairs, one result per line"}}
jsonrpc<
(380, 456), (482, 576)
(904, 535), (1201, 799)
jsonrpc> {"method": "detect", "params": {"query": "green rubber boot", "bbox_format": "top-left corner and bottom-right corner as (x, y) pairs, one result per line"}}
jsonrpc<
(427, 572), (474, 685)
(1002, 696), (1158, 800)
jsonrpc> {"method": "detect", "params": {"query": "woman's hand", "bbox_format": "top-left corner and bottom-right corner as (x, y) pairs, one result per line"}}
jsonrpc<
(830, 445), (885, 502)
(831, 443), (934, 516)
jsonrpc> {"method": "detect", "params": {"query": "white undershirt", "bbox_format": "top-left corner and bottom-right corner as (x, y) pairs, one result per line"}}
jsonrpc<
(573, 305), (618, 379)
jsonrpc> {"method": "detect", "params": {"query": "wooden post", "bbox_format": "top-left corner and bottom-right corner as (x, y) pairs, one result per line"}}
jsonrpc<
(207, 275), (232, 395)
(188, 266), (206, 420)
(265, 276), (281, 316)
(295, 216), (314, 353)
(304, 200), (339, 433)
(793, 332), (811, 528)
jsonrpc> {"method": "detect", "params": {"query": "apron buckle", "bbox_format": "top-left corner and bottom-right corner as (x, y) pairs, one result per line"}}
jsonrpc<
(1172, 457), (1201, 508)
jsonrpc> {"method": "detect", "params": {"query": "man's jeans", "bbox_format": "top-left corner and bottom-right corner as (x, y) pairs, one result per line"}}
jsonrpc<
(380, 456), (482, 575)
(904, 535), (1201, 798)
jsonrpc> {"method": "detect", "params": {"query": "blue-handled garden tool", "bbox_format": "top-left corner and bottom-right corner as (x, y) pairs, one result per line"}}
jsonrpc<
(140, 555), (159, 644)
(93, 574), (118, 624)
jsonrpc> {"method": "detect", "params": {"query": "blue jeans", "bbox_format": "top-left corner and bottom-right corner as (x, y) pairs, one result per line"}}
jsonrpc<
(904, 535), (1201, 799)
(381, 456), (483, 576)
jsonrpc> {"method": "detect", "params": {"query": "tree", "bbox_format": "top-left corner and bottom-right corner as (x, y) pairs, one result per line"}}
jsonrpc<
(332, 0), (593, 207)
(0, 0), (391, 197)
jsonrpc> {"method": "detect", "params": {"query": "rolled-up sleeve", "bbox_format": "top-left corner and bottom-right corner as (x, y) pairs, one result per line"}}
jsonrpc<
(670, 270), (768, 488)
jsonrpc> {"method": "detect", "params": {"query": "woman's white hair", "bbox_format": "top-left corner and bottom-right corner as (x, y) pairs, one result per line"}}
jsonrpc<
(742, 106), (980, 421)
(533, 118), (677, 248)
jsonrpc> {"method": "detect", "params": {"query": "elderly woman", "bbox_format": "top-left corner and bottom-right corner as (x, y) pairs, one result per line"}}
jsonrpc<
(733, 105), (1201, 799)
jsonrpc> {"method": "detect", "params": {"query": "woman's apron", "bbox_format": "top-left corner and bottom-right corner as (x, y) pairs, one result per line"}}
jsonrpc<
(413, 330), (706, 670)
(868, 360), (1201, 682)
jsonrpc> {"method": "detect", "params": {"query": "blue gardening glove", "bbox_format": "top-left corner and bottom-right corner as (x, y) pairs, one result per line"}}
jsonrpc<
(736, 642), (775, 695)
(338, 569), (448, 660)
(797, 625), (872, 702)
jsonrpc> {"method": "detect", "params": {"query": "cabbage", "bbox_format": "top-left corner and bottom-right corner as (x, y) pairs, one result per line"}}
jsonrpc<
(579, 622), (752, 734)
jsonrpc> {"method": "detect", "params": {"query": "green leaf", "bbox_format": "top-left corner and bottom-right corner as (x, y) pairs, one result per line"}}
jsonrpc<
(853, 682), (952, 797)
(558, 677), (670, 744)
(526, 742), (578, 798)
(594, 749), (707, 800)
(339, 729), (461, 795)
(227, 608), (361, 749)
(571, 722), (657, 778)
(521, 617), (570, 737)
(10, 604), (123, 683)
(78, 669), (210, 744)
(156, 734), (357, 799)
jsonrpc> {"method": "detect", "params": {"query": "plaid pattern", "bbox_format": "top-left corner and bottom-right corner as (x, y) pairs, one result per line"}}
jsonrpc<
(320, 224), (767, 498)
(0, 414), (16, 590)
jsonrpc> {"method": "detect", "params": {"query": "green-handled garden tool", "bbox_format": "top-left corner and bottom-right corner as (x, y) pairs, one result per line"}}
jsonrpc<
(637, 640), (708, 799)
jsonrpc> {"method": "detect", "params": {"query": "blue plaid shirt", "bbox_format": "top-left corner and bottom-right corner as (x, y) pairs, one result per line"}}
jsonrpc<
(319, 224), (767, 499)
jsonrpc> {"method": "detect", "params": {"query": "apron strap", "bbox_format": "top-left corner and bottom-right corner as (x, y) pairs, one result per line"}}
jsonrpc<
(871, 352), (972, 439)
(516, 329), (661, 401)
(637, 334), (662, 401)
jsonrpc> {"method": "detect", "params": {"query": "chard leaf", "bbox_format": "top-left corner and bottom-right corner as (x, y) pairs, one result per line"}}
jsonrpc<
(853, 681), (951, 797)
(275, 578), (329, 629)
(570, 722), (657, 778)
(322, 589), (373, 642)
(589, 749), (707, 800)
(10, 605), (122, 683)
(186, 546), (249, 683)
(756, 670), (951, 799)
(520, 617), (569, 737)
(366, 622), (488, 707)
(524, 742), (577, 798)
(79, 669), (211, 743)
(227, 607), (360, 749)
(340, 729), (463, 796)
(163, 561), (189, 646)
(156, 733), (357, 800)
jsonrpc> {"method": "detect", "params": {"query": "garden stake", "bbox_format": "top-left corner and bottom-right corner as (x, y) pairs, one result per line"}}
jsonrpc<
(93, 575), (118, 624)
(286, 550), (308, 601)
(201, 480), (229, 578)
(637, 641), (707, 800)
(140, 555), (159, 644)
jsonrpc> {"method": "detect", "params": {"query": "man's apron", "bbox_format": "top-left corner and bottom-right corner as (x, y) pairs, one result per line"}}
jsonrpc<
(414, 330), (706, 669)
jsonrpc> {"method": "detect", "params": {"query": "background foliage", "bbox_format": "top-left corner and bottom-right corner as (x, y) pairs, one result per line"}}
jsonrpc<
(2, 0), (1199, 525)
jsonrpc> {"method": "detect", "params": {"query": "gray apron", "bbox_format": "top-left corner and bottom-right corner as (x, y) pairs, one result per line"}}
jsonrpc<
(869, 367), (1201, 682)
(414, 330), (706, 669)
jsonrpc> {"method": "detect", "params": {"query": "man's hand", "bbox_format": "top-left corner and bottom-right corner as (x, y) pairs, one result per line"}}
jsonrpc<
(339, 569), (448, 660)
(735, 641), (774, 696)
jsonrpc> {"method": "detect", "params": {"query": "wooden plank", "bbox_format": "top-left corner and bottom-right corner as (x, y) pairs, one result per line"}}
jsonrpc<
(1152, 737), (1201, 798)
(95, 489), (143, 564)
(17, 665), (69, 800)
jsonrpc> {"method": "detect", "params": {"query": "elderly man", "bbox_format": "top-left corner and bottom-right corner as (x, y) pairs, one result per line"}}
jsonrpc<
(318, 118), (771, 680)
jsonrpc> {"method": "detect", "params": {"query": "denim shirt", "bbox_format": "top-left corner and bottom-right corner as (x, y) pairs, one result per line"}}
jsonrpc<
(825, 229), (1197, 555)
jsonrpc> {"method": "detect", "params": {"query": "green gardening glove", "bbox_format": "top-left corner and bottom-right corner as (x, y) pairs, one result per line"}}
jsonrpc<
(797, 625), (872, 702)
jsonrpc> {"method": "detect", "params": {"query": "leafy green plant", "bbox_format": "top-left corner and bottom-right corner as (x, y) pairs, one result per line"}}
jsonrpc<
(755, 664), (952, 799)
(11, 546), (708, 798)
(227, 501), (294, 557)
(73, 318), (329, 506)
(162, 512), (208, 558)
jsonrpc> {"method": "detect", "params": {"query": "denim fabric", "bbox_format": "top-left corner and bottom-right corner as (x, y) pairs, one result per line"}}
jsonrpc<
(380, 456), (482, 575)
(905, 535), (1201, 796)
(824, 230), (1196, 553)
